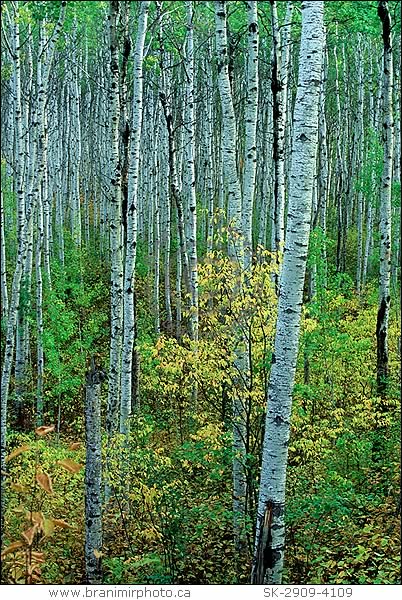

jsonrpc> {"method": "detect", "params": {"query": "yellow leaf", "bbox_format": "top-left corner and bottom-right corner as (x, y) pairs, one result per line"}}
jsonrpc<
(52, 518), (72, 529)
(58, 459), (83, 474)
(36, 471), (53, 495)
(6, 444), (31, 462)
(43, 517), (55, 537)
(1, 541), (24, 557)
(10, 482), (28, 493)
(35, 425), (55, 437)
(29, 511), (44, 530)
(93, 549), (102, 559)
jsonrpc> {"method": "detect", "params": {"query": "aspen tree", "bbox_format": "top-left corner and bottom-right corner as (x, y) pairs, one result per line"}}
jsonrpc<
(205, 51), (215, 254)
(185, 1), (199, 343)
(333, 36), (346, 274)
(270, 1), (293, 264)
(85, 362), (104, 584)
(1, 2), (66, 542)
(55, 99), (65, 267)
(257, 85), (273, 248)
(215, 0), (248, 553)
(71, 19), (82, 248)
(154, 112), (161, 337)
(161, 110), (173, 334)
(318, 42), (328, 284)
(10, 3), (27, 426)
(0, 193), (7, 323)
(362, 203), (373, 288)
(242, 1), (258, 271)
(107, 0), (124, 436)
(356, 35), (365, 295)
(120, 0), (150, 432)
(15, 23), (35, 427)
(158, 9), (190, 304)
(252, 1), (324, 584)
(376, 0), (394, 397)
(12, 3), (24, 242)
(34, 21), (47, 426)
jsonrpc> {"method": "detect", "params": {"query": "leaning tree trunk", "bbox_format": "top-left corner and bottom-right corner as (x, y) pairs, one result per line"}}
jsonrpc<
(85, 362), (104, 584)
(376, 0), (394, 398)
(251, 0), (324, 585)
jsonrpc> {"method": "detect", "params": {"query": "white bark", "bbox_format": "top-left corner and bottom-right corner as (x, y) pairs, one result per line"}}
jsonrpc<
(185, 1), (199, 343)
(85, 364), (103, 584)
(120, 0), (150, 433)
(242, 1), (259, 271)
(1, 198), (8, 326)
(107, 1), (124, 437)
(71, 21), (83, 248)
(318, 44), (328, 285)
(215, 0), (247, 553)
(215, 1), (243, 264)
(270, 1), (293, 262)
(356, 35), (365, 295)
(376, 0), (394, 396)
(205, 52), (215, 254)
(154, 119), (161, 337)
(362, 202), (373, 288)
(252, 1), (324, 584)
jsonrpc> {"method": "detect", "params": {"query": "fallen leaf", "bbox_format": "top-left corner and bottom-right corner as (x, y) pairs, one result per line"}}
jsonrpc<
(58, 459), (83, 474)
(35, 425), (55, 437)
(31, 551), (45, 563)
(36, 471), (53, 495)
(52, 519), (73, 529)
(93, 549), (102, 559)
(1, 541), (24, 557)
(10, 482), (28, 493)
(68, 442), (81, 451)
(6, 445), (31, 462)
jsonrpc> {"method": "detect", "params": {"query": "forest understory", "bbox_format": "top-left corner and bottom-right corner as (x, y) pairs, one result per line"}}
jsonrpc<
(1, 0), (401, 587)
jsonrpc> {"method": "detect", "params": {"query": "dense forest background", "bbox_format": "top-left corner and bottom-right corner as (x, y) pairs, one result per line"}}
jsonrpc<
(0, 0), (401, 586)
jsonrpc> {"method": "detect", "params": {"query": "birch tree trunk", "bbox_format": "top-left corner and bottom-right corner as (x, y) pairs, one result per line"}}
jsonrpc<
(251, 1), (324, 584)
(376, 0), (394, 397)
(85, 362), (104, 584)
